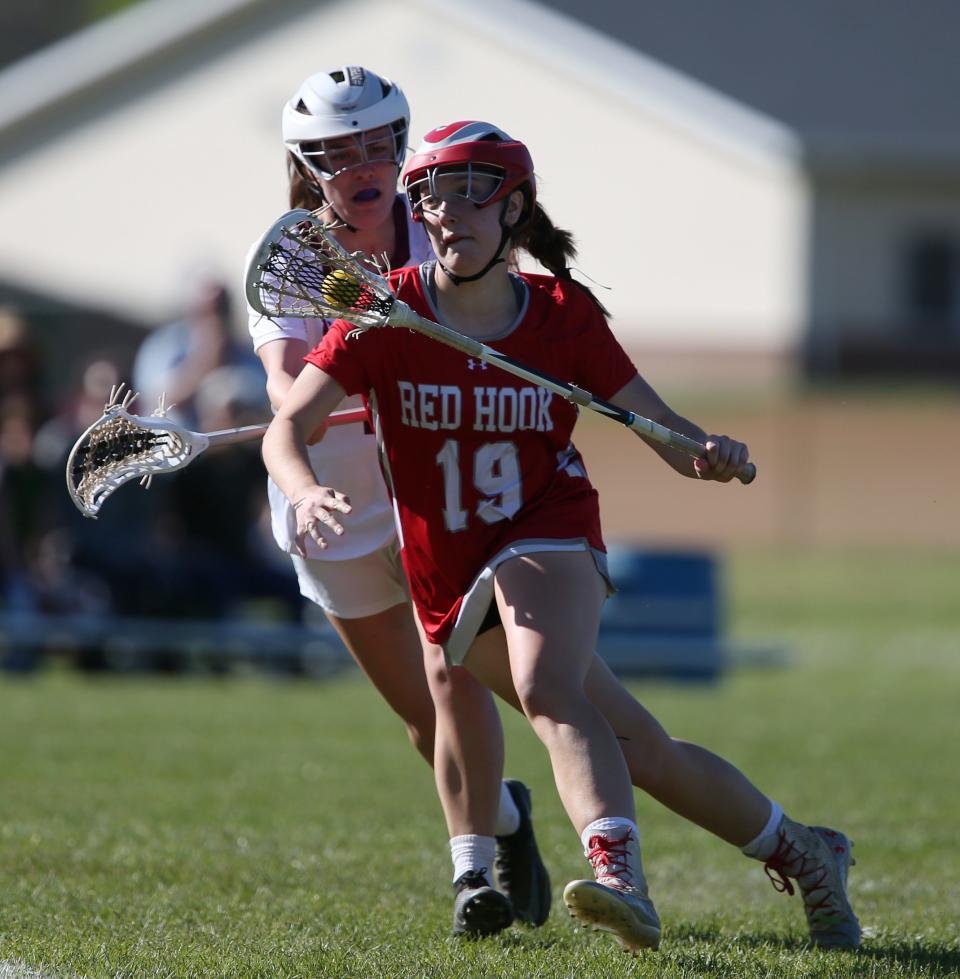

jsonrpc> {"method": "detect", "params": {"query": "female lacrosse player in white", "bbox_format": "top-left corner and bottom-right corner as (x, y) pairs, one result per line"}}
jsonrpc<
(261, 120), (861, 953)
(247, 70), (551, 932)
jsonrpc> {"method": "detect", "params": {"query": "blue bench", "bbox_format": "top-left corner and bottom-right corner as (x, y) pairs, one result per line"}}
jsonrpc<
(3, 548), (731, 681)
(597, 546), (725, 681)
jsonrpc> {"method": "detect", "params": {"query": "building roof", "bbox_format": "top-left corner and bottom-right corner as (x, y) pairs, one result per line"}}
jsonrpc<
(0, 0), (804, 324)
(0, 0), (311, 163)
(5, 0), (957, 168)
(1, 0), (947, 334)
(535, 0), (960, 165)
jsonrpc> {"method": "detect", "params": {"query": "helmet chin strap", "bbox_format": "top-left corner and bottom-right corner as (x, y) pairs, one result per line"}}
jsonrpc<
(438, 224), (511, 286)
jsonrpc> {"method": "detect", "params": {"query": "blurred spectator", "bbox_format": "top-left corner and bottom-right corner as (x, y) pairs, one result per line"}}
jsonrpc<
(29, 528), (111, 616)
(0, 292), (300, 677)
(0, 308), (40, 402)
(33, 355), (123, 470)
(0, 314), (51, 623)
(157, 365), (302, 621)
(132, 279), (262, 427)
(28, 350), (172, 619)
(0, 394), (51, 614)
(194, 363), (271, 433)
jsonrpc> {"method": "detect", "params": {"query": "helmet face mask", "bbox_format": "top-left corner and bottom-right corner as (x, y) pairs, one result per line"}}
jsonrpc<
(283, 67), (409, 183)
(406, 163), (505, 214)
(297, 121), (407, 181)
(402, 121), (535, 225)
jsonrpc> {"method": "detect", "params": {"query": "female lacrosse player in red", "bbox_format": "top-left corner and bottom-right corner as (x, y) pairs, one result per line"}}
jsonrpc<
(262, 121), (860, 952)
(247, 71), (551, 931)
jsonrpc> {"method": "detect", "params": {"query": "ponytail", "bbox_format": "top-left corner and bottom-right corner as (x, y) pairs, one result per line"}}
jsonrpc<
(511, 198), (610, 317)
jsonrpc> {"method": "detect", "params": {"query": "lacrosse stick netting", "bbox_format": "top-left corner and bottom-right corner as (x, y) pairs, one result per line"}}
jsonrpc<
(67, 385), (262, 518)
(245, 208), (404, 328)
(66, 384), (368, 518)
(245, 212), (756, 484)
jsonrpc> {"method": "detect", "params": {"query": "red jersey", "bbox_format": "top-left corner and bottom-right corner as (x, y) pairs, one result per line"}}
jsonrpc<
(305, 266), (637, 651)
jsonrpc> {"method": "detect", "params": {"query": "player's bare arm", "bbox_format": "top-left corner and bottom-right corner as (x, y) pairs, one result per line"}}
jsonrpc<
(257, 336), (311, 410)
(259, 337), (333, 444)
(262, 364), (352, 553)
(609, 373), (749, 482)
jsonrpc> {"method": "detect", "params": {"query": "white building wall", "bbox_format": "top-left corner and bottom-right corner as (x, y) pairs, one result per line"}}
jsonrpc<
(0, 0), (806, 354)
(806, 180), (960, 367)
(811, 182), (960, 322)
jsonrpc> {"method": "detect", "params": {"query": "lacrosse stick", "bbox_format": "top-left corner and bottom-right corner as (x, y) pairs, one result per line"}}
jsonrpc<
(245, 210), (756, 484)
(66, 383), (369, 518)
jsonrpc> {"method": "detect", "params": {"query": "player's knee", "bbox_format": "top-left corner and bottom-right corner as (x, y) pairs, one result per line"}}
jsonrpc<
(422, 644), (452, 693)
(513, 674), (583, 727)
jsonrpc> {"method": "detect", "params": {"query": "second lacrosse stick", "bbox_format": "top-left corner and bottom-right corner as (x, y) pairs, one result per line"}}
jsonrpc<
(66, 383), (369, 518)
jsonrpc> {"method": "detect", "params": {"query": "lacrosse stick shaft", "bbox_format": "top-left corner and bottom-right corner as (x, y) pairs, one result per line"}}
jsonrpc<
(387, 304), (756, 484)
(243, 211), (754, 483)
(204, 406), (369, 447)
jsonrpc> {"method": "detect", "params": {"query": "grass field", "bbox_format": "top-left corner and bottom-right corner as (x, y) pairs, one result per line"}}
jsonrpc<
(1, 547), (958, 978)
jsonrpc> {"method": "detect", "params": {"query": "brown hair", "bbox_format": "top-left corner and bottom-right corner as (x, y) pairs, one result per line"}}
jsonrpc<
(510, 195), (610, 317)
(287, 153), (326, 210)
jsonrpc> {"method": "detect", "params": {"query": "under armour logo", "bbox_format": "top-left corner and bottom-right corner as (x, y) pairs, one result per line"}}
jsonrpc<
(467, 358), (488, 371)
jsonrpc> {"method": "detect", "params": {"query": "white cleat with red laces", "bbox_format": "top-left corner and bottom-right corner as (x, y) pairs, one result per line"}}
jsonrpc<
(763, 818), (861, 949)
(563, 829), (661, 953)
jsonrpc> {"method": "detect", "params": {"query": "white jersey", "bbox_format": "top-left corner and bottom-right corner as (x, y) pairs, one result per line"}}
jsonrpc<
(248, 196), (433, 561)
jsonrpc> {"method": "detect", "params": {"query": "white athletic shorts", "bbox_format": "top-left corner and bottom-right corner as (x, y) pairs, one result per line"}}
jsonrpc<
(443, 538), (613, 665)
(289, 540), (409, 619)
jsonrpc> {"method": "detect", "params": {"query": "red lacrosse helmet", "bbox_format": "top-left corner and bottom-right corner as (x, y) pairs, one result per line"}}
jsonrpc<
(402, 121), (536, 223)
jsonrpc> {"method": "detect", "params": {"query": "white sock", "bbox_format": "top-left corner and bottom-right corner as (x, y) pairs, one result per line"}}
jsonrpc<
(450, 834), (496, 885)
(494, 781), (521, 837)
(740, 800), (784, 860)
(580, 816), (640, 851)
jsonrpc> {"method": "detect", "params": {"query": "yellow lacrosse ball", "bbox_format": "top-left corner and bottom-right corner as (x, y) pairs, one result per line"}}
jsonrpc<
(320, 269), (362, 309)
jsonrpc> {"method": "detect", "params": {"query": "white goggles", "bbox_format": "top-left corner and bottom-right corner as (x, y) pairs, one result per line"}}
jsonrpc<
(407, 164), (505, 213)
(299, 123), (406, 180)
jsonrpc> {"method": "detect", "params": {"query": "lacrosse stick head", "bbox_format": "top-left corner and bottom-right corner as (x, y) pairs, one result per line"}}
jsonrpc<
(66, 385), (209, 518)
(245, 209), (398, 328)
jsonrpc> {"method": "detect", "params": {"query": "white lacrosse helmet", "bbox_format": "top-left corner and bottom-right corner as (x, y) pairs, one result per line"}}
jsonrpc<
(282, 66), (409, 181)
